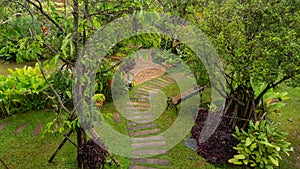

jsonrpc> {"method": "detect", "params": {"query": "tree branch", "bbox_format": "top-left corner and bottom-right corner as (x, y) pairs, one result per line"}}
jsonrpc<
(254, 69), (300, 105)
(36, 57), (70, 114)
(0, 13), (23, 25)
(25, 0), (66, 34)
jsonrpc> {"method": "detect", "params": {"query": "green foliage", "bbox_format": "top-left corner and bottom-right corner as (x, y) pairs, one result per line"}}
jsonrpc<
(49, 69), (73, 107)
(254, 83), (289, 116)
(0, 63), (50, 117)
(229, 120), (294, 168)
(0, 15), (44, 63)
(193, 0), (300, 88)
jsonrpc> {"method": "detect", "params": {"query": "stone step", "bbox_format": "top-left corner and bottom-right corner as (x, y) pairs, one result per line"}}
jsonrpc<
(131, 158), (169, 166)
(124, 111), (152, 116)
(131, 135), (165, 143)
(32, 123), (43, 136)
(129, 165), (157, 169)
(160, 75), (174, 82)
(137, 88), (157, 93)
(126, 115), (154, 121)
(128, 123), (157, 131)
(147, 82), (168, 89)
(130, 128), (161, 137)
(124, 111), (152, 115)
(139, 86), (158, 91)
(14, 123), (28, 135)
(127, 102), (151, 107)
(127, 119), (154, 124)
(126, 106), (151, 111)
(0, 122), (8, 131)
(131, 141), (167, 149)
(130, 94), (150, 99)
(129, 98), (150, 103)
(156, 77), (174, 84)
(132, 90), (151, 95)
(132, 149), (168, 156)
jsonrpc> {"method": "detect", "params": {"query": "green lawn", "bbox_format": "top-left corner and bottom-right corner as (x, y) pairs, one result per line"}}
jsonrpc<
(0, 81), (299, 168)
(269, 86), (300, 169)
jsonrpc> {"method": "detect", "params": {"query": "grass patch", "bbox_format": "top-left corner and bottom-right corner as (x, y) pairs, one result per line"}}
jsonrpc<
(0, 111), (77, 168)
(0, 75), (299, 169)
(269, 86), (300, 169)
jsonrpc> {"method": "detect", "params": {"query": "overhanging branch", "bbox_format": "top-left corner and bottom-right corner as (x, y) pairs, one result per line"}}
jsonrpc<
(25, 0), (66, 34)
(254, 69), (300, 105)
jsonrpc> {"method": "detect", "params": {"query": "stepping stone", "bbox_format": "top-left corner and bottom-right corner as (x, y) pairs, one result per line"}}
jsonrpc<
(131, 135), (165, 143)
(126, 106), (150, 111)
(132, 149), (168, 156)
(128, 123), (157, 131)
(127, 121), (146, 126)
(131, 141), (167, 149)
(131, 158), (169, 165)
(130, 128), (161, 137)
(127, 102), (151, 107)
(147, 82), (167, 88)
(127, 115), (154, 121)
(129, 165), (157, 169)
(139, 85), (157, 91)
(113, 112), (121, 122)
(14, 123), (28, 135)
(139, 87), (158, 93)
(130, 98), (150, 103)
(32, 123), (43, 136)
(160, 75), (174, 82)
(156, 78), (173, 85)
(124, 111), (152, 116)
(132, 91), (150, 95)
(132, 119), (155, 124)
(130, 94), (150, 99)
(137, 88), (157, 93)
(184, 137), (198, 151)
(0, 122), (8, 131)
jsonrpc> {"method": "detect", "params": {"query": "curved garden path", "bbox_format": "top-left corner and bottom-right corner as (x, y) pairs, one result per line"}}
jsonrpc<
(126, 74), (175, 169)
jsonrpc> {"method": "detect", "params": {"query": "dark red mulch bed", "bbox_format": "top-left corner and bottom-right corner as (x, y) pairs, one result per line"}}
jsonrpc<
(191, 108), (238, 164)
(79, 140), (107, 169)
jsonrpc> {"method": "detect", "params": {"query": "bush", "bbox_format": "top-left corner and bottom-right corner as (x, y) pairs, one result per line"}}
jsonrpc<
(0, 63), (50, 117)
(0, 15), (44, 63)
(229, 120), (294, 169)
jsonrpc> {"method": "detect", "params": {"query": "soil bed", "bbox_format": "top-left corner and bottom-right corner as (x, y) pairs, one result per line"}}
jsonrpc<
(191, 108), (238, 164)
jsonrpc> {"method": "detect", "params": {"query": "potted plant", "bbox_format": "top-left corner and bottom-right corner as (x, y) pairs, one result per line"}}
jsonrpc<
(93, 93), (106, 109)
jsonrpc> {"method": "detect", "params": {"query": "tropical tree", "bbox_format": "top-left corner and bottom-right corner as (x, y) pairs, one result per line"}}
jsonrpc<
(174, 0), (300, 129)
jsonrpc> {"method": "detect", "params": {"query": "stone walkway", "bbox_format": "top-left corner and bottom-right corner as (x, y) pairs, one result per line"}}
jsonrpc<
(126, 74), (175, 169)
(0, 121), (43, 136)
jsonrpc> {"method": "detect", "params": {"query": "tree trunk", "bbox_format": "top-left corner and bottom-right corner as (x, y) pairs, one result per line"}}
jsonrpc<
(76, 126), (86, 169)
(224, 85), (257, 129)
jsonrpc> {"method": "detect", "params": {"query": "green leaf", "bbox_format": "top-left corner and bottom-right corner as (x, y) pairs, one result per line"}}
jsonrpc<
(268, 156), (279, 166)
(234, 154), (246, 159)
(245, 137), (252, 146)
(250, 142), (257, 151)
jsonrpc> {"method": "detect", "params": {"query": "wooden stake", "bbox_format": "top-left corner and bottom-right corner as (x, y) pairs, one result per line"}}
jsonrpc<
(48, 130), (74, 163)
(0, 158), (9, 169)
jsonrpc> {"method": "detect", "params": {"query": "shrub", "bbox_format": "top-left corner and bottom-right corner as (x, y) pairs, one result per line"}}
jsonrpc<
(0, 15), (44, 63)
(229, 120), (294, 169)
(0, 63), (50, 117)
